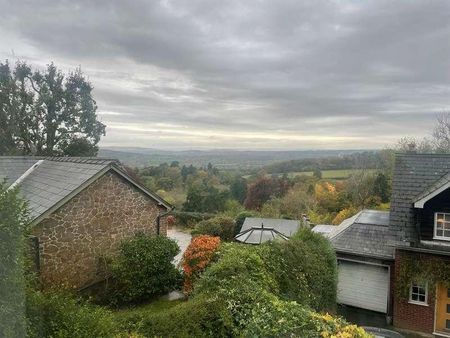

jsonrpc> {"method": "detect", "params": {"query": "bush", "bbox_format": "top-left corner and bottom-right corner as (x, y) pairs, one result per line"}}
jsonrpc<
(191, 216), (235, 241)
(260, 228), (337, 311)
(170, 211), (214, 228)
(182, 235), (220, 294)
(243, 298), (371, 338)
(105, 233), (182, 305)
(26, 290), (118, 338)
(119, 296), (233, 338)
(0, 183), (29, 338)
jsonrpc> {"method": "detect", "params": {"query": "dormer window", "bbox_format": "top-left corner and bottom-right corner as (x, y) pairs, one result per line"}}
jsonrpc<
(434, 212), (450, 240)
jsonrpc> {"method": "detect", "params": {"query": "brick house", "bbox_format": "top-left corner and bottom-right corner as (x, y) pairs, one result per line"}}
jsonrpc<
(315, 153), (450, 336)
(0, 156), (171, 289)
(390, 153), (450, 336)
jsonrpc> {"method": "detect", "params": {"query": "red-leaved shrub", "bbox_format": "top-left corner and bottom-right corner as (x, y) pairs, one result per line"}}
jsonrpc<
(182, 235), (220, 294)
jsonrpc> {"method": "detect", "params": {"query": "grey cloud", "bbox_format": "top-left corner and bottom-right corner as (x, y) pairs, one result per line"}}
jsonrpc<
(0, 0), (449, 149)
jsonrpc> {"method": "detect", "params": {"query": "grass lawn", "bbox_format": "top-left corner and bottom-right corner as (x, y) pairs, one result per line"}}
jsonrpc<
(113, 298), (184, 318)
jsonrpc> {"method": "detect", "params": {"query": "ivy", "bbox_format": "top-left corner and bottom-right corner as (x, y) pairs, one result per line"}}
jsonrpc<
(396, 252), (450, 300)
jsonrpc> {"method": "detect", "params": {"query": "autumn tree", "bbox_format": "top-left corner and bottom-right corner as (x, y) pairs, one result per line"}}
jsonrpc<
(244, 176), (290, 210)
(0, 60), (105, 156)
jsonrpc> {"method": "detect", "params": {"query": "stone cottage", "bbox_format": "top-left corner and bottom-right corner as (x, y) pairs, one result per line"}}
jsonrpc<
(0, 156), (171, 289)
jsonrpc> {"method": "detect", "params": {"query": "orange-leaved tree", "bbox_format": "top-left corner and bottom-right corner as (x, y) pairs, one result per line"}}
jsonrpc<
(182, 235), (220, 294)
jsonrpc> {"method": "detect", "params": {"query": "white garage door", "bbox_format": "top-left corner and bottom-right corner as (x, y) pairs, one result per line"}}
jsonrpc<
(337, 260), (389, 313)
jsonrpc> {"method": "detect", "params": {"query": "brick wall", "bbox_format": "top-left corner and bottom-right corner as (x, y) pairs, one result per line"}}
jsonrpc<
(393, 250), (435, 333)
(33, 171), (168, 289)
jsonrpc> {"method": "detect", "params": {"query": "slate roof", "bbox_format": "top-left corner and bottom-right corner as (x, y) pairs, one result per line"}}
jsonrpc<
(0, 156), (171, 223)
(330, 210), (394, 259)
(311, 224), (336, 237)
(239, 217), (300, 238)
(389, 153), (450, 245)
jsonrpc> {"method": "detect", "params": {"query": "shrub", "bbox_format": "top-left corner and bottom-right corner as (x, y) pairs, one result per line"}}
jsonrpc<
(0, 182), (29, 338)
(260, 228), (337, 311)
(182, 235), (220, 294)
(170, 211), (214, 228)
(243, 298), (371, 338)
(119, 296), (234, 338)
(106, 233), (182, 305)
(191, 216), (235, 241)
(26, 290), (118, 338)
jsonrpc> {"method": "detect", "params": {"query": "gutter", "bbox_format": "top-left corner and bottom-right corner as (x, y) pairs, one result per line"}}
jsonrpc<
(156, 207), (174, 235)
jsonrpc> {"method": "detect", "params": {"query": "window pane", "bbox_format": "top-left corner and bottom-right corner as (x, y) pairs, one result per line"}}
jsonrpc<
(447, 288), (450, 298)
(445, 214), (450, 221)
(437, 222), (444, 230)
(446, 320), (450, 329)
(437, 230), (443, 237)
(444, 230), (450, 238)
(419, 294), (426, 302)
(446, 304), (450, 313)
(437, 214), (445, 222)
(411, 294), (418, 301)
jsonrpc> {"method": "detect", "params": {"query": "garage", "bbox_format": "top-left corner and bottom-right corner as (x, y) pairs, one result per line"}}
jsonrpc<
(337, 260), (389, 313)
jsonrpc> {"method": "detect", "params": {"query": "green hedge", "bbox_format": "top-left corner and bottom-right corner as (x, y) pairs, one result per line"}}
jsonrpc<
(191, 216), (235, 241)
(26, 291), (118, 338)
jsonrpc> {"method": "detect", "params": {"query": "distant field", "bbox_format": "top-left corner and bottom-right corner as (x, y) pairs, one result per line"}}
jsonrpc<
(245, 168), (378, 180)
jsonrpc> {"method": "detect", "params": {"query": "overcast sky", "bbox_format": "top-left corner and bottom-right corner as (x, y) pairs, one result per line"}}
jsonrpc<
(0, 0), (449, 150)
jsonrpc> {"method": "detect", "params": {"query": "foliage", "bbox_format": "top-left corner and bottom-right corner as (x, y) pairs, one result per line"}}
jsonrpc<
(0, 60), (105, 156)
(396, 252), (450, 299)
(182, 235), (220, 294)
(229, 176), (247, 203)
(0, 183), (29, 338)
(26, 290), (118, 338)
(243, 299), (371, 338)
(105, 234), (181, 305)
(183, 183), (230, 213)
(117, 295), (233, 338)
(244, 176), (290, 210)
(259, 228), (338, 311)
(170, 210), (215, 228)
(191, 216), (235, 241)
(332, 206), (360, 225)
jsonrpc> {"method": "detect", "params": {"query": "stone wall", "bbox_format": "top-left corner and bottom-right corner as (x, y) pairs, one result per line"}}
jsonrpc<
(33, 171), (168, 289)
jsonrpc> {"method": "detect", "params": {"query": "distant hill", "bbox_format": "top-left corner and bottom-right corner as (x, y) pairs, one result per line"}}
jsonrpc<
(98, 147), (367, 169)
(263, 150), (390, 173)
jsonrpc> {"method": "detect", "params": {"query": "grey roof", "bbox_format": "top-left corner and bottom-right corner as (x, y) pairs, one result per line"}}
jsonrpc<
(389, 153), (450, 244)
(330, 210), (394, 259)
(239, 217), (300, 237)
(235, 227), (288, 244)
(0, 156), (171, 223)
(311, 224), (336, 237)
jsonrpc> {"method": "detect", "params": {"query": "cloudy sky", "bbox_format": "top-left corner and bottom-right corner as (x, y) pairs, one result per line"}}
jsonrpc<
(0, 0), (449, 150)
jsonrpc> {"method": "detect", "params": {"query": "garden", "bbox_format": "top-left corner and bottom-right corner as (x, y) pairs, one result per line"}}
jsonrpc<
(2, 182), (372, 337)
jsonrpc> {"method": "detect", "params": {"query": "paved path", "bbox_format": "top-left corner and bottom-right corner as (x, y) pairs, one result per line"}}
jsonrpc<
(167, 227), (192, 266)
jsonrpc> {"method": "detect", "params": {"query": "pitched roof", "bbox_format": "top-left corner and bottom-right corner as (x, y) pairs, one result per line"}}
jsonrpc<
(239, 217), (300, 238)
(235, 226), (288, 244)
(389, 153), (450, 244)
(311, 224), (336, 237)
(0, 156), (171, 223)
(330, 210), (394, 259)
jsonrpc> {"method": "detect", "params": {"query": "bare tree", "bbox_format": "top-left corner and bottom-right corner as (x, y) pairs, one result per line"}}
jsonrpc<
(432, 112), (450, 153)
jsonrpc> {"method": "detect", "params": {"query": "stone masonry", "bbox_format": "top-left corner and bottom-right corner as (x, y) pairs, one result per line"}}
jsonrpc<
(32, 171), (168, 289)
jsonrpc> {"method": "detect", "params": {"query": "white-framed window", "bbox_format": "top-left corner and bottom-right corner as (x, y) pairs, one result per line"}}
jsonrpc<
(434, 212), (450, 241)
(409, 282), (428, 305)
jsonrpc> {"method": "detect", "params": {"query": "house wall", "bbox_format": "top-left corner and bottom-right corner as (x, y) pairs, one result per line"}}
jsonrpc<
(32, 171), (168, 289)
(419, 188), (450, 240)
(393, 250), (436, 334)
